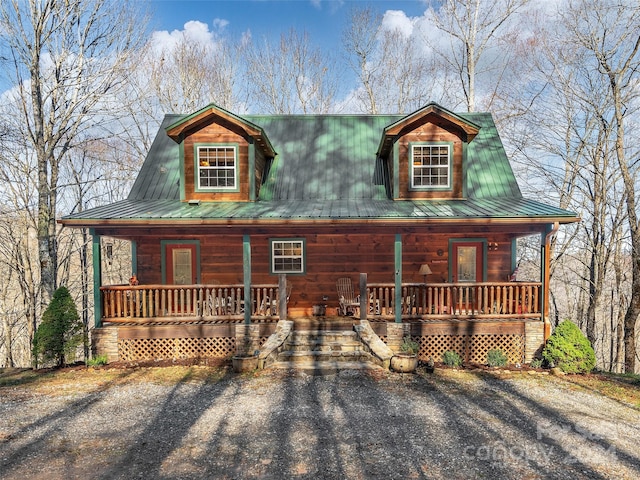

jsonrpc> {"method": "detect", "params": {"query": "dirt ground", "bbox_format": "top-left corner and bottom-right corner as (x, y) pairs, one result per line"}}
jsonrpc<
(0, 364), (639, 480)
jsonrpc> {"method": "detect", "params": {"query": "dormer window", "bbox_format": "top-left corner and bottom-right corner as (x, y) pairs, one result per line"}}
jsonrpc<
(410, 143), (452, 190)
(196, 145), (238, 191)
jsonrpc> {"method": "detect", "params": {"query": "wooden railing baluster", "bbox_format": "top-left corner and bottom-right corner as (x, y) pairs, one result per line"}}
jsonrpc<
(99, 281), (540, 323)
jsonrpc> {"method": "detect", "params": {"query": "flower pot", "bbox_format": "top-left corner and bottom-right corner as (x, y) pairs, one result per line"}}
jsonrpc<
(391, 353), (418, 373)
(232, 354), (259, 373)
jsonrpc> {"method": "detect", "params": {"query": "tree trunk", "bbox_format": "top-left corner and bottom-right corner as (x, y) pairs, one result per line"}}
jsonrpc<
(81, 228), (90, 361)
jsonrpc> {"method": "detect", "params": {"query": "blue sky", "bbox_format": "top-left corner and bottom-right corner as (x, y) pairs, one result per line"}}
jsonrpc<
(149, 0), (429, 51)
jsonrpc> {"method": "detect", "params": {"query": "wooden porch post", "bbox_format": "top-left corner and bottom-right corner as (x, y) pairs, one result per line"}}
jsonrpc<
(278, 274), (287, 320)
(359, 273), (367, 320)
(541, 223), (559, 340)
(395, 234), (402, 323)
(243, 234), (252, 325)
(131, 240), (137, 277)
(90, 229), (102, 328)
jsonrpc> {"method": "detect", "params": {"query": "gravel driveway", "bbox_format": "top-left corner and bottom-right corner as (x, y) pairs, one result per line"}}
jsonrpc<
(0, 367), (638, 479)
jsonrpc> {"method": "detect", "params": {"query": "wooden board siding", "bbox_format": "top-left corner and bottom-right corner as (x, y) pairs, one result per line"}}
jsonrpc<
(397, 123), (464, 200)
(402, 233), (515, 283)
(130, 231), (518, 313)
(183, 123), (251, 202)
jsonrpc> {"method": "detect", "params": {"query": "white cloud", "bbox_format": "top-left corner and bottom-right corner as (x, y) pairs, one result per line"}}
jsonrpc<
(182, 20), (214, 43)
(309, 0), (345, 13)
(150, 20), (214, 53)
(213, 18), (229, 31)
(381, 10), (415, 37)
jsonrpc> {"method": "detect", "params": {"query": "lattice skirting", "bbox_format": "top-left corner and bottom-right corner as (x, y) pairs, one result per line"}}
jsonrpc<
(412, 333), (524, 364)
(117, 335), (272, 362)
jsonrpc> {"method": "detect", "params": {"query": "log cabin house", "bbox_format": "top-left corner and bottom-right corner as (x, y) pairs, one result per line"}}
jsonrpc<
(59, 102), (579, 367)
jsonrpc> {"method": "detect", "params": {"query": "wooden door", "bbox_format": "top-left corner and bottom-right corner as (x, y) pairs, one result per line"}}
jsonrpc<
(165, 243), (197, 285)
(452, 242), (484, 283)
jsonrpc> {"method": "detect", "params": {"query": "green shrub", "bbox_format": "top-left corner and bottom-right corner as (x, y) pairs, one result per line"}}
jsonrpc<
(87, 354), (108, 367)
(442, 350), (462, 367)
(530, 358), (543, 369)
(400, 336), (419, 355)
(542, 320), (596, 374)
(486, 349), (507, 367)
(32, 287), (84, 368)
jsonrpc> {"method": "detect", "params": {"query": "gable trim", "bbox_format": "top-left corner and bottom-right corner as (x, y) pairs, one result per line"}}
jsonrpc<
(166, 103), (276, 158)
(377, 103), (481, 159)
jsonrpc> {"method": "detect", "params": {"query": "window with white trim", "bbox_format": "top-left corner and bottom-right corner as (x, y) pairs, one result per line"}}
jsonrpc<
(411, 144), (451, 188)
(197, 146), (237, 189)
(271, 239), (305, 274)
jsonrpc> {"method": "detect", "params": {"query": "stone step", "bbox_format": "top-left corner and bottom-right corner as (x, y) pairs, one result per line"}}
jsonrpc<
(286, 330), (362, 353)
(268, 360), (384, 375)
(264, 326), (386, 372)
(288, 330), (358, 343)
(286, 341), (365, 352)
(276, 349), (374, 364)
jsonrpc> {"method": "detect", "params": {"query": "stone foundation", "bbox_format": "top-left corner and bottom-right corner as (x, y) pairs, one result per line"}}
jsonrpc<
(524, 321), (545, 363)
(91, 327), (118, 362)
(386, 322), (411, 353)
(235, 324), (262, 356)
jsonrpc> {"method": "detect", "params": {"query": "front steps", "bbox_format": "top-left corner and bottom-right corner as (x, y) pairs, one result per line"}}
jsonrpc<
(267, 329), (384, 374)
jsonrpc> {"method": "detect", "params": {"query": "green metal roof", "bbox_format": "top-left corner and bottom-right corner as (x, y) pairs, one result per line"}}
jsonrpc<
(61, 197), (576, 224)
(61, 106), (578, 226)
(247, 114), (392, 201)
(463, 112), (521, 198)
(128, 115), (182, 201)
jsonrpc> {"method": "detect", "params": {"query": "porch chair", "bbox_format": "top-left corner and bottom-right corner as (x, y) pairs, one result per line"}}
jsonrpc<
(337, 277), (360, 316)
(206, 293), (233, 315)
(261, 282), (293, 315)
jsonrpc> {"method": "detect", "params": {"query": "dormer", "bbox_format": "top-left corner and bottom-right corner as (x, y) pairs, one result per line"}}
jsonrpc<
(377, 103), (480, 200)
(166, 104), (276, 202)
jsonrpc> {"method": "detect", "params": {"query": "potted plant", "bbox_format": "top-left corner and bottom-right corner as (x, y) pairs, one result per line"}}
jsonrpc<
(391, 336), (419, 373)
(232, 349), (260, 373)
(232, 331), (260, 373)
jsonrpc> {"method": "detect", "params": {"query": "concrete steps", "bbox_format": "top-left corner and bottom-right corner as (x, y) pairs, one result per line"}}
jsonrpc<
(269, 329), (383, 373)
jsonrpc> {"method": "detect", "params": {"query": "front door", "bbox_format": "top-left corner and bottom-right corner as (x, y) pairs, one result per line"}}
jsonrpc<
(452, 241), (484, 283)
(165, 243), (198, 285)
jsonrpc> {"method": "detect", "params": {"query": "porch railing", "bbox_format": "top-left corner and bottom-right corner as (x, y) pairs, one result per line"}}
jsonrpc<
(367, 282), (541, 319)
(100, 284), (281, 321)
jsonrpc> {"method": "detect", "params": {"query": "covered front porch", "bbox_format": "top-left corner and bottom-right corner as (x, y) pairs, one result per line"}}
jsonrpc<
(98, 278), (542, 324)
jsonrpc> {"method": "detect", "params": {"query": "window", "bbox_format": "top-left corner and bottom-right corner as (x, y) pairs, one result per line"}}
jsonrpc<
(197, 145), (237, 190)
(271, 239), (305, 274)
(411, 144), (451, 189)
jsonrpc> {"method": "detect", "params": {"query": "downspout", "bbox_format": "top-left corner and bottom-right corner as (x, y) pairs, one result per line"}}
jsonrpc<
(542, 222), (559, 340)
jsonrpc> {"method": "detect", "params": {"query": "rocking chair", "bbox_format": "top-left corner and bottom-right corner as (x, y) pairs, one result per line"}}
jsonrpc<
(336, 277), (360, 316)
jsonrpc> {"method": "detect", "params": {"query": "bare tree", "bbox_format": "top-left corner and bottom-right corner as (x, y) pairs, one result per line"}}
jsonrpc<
(427, 0), (530, 112)
(0, 0), (147, 315)
(342, 7), (436, 114)
(245, 29), (338, 114)
(144, 25), (245, 114)
(559, 0), (640, 373)
(507, 0), (639, 372)
(0, 122), (40, 365)
(342, 6), (383, 114)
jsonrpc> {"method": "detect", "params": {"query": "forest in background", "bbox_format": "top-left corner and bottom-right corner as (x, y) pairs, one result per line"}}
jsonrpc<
(0, 0), (638, 372)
